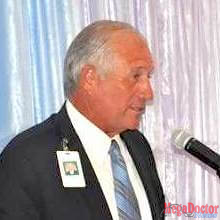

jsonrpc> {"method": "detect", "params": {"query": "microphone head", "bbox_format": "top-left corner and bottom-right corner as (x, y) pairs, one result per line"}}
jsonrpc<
(172, 129), (193, 149)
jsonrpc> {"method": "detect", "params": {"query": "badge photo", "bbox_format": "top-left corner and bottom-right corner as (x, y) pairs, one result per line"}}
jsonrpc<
(57, 151), (86, 188)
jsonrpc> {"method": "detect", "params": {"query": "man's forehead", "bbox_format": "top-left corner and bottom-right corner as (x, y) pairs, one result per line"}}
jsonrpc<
(108, 29), (146, 44)
(107, 30), (151, 54)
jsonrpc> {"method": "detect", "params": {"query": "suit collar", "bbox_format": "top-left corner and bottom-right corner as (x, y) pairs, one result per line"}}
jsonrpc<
(120, 130), (152, 191)
(56, 103), (82, 151)
(55, 103), (113, 220)
(120, 130), (164, 220)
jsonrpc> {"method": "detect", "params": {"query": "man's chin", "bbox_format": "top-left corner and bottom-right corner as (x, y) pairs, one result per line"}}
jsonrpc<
(127, 119), (141, 130)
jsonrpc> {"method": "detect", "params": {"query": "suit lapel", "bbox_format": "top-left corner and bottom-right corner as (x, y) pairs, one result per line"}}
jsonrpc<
(120, 130), (164, 220)
(55, 104), (112, 220)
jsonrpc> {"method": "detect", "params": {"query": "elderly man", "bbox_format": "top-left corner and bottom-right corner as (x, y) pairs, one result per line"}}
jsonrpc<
(0, 20), (164, 220)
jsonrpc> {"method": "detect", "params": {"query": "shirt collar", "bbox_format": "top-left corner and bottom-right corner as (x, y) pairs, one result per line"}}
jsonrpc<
(66, 100), (112, 165)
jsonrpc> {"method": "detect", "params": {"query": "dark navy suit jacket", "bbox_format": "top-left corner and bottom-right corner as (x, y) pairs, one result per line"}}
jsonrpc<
(0, 105), (165, 220)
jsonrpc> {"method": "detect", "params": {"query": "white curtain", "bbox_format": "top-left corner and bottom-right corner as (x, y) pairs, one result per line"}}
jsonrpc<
(0, 1), (220, 219)
(141, 1), (220, 219)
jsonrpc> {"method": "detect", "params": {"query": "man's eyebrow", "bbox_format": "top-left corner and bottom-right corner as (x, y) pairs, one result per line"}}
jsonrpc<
(131, 66), (154, 74)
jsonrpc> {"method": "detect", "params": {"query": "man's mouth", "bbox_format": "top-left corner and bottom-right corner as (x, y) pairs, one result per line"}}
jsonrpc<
(130, 106), (145, 113)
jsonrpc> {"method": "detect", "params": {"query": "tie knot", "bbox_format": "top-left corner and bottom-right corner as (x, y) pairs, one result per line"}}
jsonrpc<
(109, 139), (125, 165)
(109, 140), (120, 155)
(111, 139), (119, 148)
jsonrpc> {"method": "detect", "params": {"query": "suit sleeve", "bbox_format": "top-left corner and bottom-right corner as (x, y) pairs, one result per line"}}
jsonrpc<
(0, 145), (40, 220)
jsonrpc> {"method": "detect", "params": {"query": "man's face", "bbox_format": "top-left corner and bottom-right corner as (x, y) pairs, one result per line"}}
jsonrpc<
(91, 31), (154, 136)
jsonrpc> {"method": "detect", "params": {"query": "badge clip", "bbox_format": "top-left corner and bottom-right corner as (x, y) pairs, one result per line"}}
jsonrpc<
(62, 138), (69, 151)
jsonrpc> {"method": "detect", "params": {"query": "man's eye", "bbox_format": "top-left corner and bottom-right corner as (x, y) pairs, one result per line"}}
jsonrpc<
(148, 73), (152, 79)
(133, 73), (141, 79)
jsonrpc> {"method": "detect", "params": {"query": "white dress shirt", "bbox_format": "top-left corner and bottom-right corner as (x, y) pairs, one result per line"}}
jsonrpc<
(66, 100), (152, 220)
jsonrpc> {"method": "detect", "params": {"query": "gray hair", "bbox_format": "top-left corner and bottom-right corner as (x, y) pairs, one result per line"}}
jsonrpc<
(63, 20), (140, 97)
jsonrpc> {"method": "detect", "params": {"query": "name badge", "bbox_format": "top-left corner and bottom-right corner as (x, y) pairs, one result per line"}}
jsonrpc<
(56, 151), (86, 188)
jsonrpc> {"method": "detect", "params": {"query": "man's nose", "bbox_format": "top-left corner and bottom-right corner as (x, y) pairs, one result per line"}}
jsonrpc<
(138, 76), (154, 100)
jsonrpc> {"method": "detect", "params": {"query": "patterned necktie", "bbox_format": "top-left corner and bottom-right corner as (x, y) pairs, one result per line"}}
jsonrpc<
(109, 139), (142, 220)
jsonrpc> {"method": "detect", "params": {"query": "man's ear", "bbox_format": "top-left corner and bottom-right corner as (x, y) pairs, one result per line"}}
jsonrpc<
(80, 64), (99, 93)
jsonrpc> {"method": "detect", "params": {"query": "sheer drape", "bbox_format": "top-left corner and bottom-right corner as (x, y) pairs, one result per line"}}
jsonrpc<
(0, 1), (219, 219)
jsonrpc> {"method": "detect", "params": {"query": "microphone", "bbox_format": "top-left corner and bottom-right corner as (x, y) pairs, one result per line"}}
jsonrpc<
(172, 129), (220, 177)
